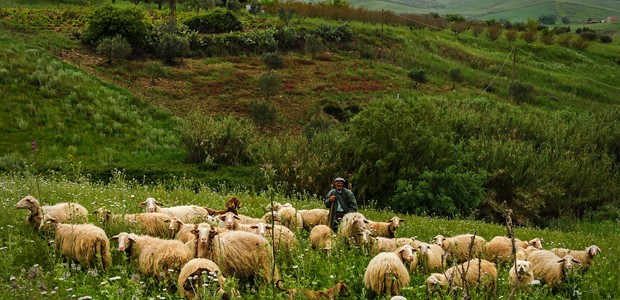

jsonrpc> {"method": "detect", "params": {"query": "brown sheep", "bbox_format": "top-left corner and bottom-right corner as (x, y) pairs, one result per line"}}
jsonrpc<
(367, 216), (404, 238)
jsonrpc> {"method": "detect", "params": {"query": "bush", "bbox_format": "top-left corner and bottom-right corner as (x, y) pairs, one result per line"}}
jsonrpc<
(179, 113), (255, 165)
(390, 168), (486, 217)
(580, 31), (598, 41)
(448, 68), (464, 89)
(315, 23), (354, 43)
(521, 29), (538, 43)
(156, 33), (190, 63)
(82, 5), (152, 55)
(275, 26), (299, 50)
(599, 35), (612, 43)
(143, 61), (168, 84)
(225, 0), (241, 10)
(250, 101), (278, 127)
(302, 116), (334, 140)
(538, 14), (557, 25)
(304, 34), (325, 59)
(95, 34), (132, 64)
(183, 8), (242, 33)
(407, 68), (427, 88)
(509, 81), (534, 103)
(504, 29), (517, 41)
(258, 71), (282, 101)
(322, 101), (346, 121)
(261, 52), (284, 69)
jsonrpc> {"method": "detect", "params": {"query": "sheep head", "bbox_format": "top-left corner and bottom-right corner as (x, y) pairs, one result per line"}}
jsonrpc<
(557, 255), (581, 270)
(396, 245), (416, 262)
(110, 232), (136, 253)
(219, 212), (240, 230)
(587, 245), (601, 258)
(529, 238), (543, 250)
(15, 195), (39, 212)
(139, 197), (163, 213)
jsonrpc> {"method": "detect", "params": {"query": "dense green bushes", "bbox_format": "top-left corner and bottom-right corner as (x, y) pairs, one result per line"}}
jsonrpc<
(82, 5), (152, 55)
(183, 8), (242, 33)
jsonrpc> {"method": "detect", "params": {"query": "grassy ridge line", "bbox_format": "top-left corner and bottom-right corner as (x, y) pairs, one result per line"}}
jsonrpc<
(1, 173), (619, 298)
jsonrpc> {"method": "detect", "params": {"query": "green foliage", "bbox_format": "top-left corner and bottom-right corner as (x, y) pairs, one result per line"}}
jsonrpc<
(407, 68), (427, 88)
(275, 26), (299, 50)
(486, 24), (502, 41)
(95, 34), (132, 64)
(599, 35), (612, 44)
(504, 29), (518, 42)
(179, 113), (255, 165)
(509, 80), (534, 103)
(82, 5), (152, 55)
(304, 34), (324, 59)
(561, 16), (570, 24)
(250, 101), (278, 128)
(538, 14), (557, 25)
(391, 167), (486, 217)
(315, 23), (354, 43)
(277, 6), (294, 25)
(248, 0), (262, 15)
(142, 61), (168, 84)
(155, 33), (190, 63)
(183, 8), (242, 34)
(261, 52), (284, 69)
(225, 0), (241, 11)
(302, 116), (335, 141)
(258, 71), (282, 101)
(521, 29), (538, 43)
(448, 67), (464, 89)
(444, 13), (465, 22)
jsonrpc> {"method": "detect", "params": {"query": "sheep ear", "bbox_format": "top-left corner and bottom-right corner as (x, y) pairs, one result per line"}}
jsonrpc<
(128, 235), (137, 243)
(209, 230), (219, 237)
(557, 258), (566, 263)
(110, 235), (119, 240)
(234, 215), (240, 220)
(362, 219), (369, 224)
(175, 219), (185, 225)
(250, 225), (258, 229)
(219, 215), (226, 221)
(138, 202), (146, 206)
(156, 201), (164, 206)
(573, 259), (582, 264)
(265, 225), (272, 230)
(399, 218), (405, 222)
(163, 219), (171, 223)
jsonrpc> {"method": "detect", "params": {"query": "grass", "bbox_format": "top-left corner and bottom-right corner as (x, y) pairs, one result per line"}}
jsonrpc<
(1, 172), (619, 299)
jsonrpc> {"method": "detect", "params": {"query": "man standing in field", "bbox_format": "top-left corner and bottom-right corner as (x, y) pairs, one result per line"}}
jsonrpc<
(324, 177), (358, 231)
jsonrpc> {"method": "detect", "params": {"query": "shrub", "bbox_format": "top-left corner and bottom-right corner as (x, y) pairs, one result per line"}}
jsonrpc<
(95, 34), (132, 64)
(322, 101), (346, 121)
(407, 68), (427, 88)
(277, 7), (294, 25)
(275, 26), (299, 50)
(556, 33), (572, 47)
(304, 34), (325, 59)
(471, 23), (484, 37)
(509, 80), (534, 104)
(250, 101), (278, 127)
(225, 0), (241, 10)
(261, 52), (284, 69)
(315, 23), (354, 43)
(82, 5), (152, 55)
(302, 116), (334, 140)
(599, 35), (612, 43)
(571, 36), (590, 50)
(486, 24), (502, 41)
(505, 29), (517, 41)
(179, 113), (255, 165)
(537, 14), (557, 25)
(448, 68), (464, 90)
(183, 8), (242, 33)
(143, 61), (168, 84)
(248, 0), (262, 14)
(156, 33), (190, 63)
(258, 71), (282, 101)
(521, 29), (537, 43)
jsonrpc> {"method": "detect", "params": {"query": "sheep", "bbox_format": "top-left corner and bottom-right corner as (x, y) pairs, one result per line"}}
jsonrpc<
(411, 242), (445, 274)
(138, 197), (209, 223)
(485, 236), (531, 264)
(111, 232), (194, 279)
(309, 224), (335, 252)
(363, 245), (416, 297)
(264, 202), (292, 213)
(425, 258), (498, 297)
(190, 223), (284, 288)
(219, 211), (241, 230)
(178, 258), (226, 299)
(287, 281), (349, 300)
(367, 216), (404, 238)
(166, 217), (217, 243)
(236, 211), (280, 225)
(370, 237), (398, 255)
(550, 245), (601, 271)
(276, 206), (303, 231)
(225, 197), (242, 210)
(434, 234), (486, 263)
(509, 260), (539, 293)
(92, 208), (172, 238)
(298, 208), (329, 231)
(338, 212), (371, 247)
(15, 195), (88, 230)
(527, 250), (581, 288)
(205, 206), (238, 217)
(245, 222), (298, 252)
(43, 215), (111, 271)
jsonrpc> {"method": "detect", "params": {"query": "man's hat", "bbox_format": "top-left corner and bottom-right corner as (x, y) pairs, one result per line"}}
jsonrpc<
(334, 177), (345, 183)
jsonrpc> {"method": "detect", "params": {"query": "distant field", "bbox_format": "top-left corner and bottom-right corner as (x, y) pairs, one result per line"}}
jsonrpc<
(350, 0), (620, 23)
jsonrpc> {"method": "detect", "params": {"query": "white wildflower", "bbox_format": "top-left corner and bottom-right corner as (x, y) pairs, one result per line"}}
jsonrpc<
(41, 292), (47, 295)
(0, 246), (6, 251)
(78, 297), (93, 300)
(330, 275), (335, 279)
(109, 276), (121, 281)
(9, 276), (15, 281)
(66, 288), (73, 292)
(292, 265), (298, 269)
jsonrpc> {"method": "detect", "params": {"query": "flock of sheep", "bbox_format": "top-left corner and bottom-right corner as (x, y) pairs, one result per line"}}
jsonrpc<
(14, 195), (601, 299)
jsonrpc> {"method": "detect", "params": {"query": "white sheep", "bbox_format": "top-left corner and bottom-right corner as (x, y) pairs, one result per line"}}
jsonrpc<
(92, 208), (172, 238)
(434, 234), (486, 263)
(550, 245), (601, 271)
(367, 216), (404, 238)
(15, 195), (88, 230)
(167, 217), (216, 243)
(411, 242), (445, 274)
(244, 222), (298, 252)
(178, 258), (226, 299)
(111, 232), (194, 279)
(338, 212), (371, 247)
(190, 224), (284, 288)
(509, 260), (539, 293)
(309, 224), (335, 251)
(370, 237), (398, 255)
(219, 211), (241, 230)
(298, 208), (329, 231)
(527, 250), (581, 288)
(236, 211), (280, 225)
(363, 245), (416, 297)
(44, 215), (111, 271)
(485, 236), (529, 264)
(138, 197), (209, 223)
(425, 258), (497, 296)
(276, 206), (303, 231)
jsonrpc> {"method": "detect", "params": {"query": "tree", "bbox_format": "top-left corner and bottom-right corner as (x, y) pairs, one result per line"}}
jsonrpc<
(561, 16), (570, 24)
(407, 69), (427, 88)
(143, 61), (168, 84)
(486, 24), (502, 41)
(509, 81), (534, 104)
(471, 23), (484, 37)
(258, 71), (282, 102)
(304, 34), (324, 59)
(448, 68), (464, 90)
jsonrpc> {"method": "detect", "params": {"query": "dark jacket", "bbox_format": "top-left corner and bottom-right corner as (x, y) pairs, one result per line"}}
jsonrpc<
(324, 188), (358, 230)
